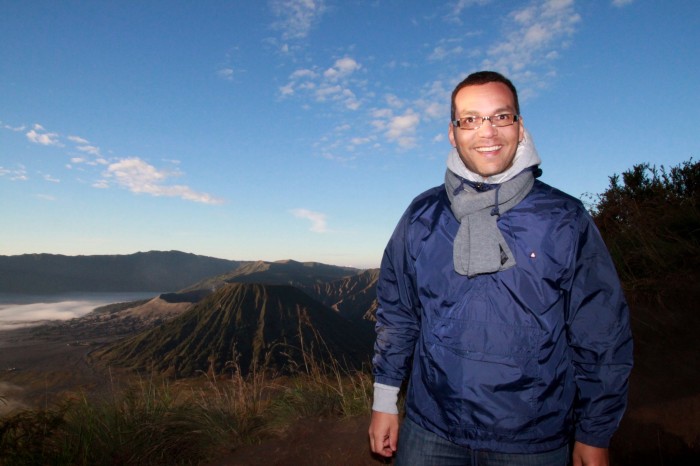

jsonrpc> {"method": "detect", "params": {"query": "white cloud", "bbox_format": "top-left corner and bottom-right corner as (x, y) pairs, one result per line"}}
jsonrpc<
(218, 67), (234, 81)
(386, 110), (420, 149)
(43, 174), (60, 183)
(612, 0), (634, 6)
(101, 157), (224, 205)
(35, 194), (56, 201)
(270, 0), (327, 40)
(290, 208), (329, 233)
(68, 135), (89, 144)
(26, 124), (61, 146)
(323, 57), (361, 81)
(291, 68), (318, 80)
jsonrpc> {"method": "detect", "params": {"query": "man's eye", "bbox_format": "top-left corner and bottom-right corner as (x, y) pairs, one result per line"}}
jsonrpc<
(463, 117), (477, 124)
(495, 114), (510, 121)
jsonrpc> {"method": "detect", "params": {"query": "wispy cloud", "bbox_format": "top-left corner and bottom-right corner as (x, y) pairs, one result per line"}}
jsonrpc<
(100, 157), (224, 205)
(26, 124), (62, 146)
(428, 45), (464, 61)
(0, 165), (28, 181)
(612, 0), (634, 6)
(217, 67), (235, 81)
(76, 145), (102, 157)
(290, 208), (329, 233)
(2, 122), (26, 132)
(481, 0), (581, 86)
(6, 119), (222, 204)
(280, 56), (363, 110)
(68, 135), (89, 144)
(450, 0), (492, 18)
(279, 0), (582, 159)
(270, 0), (327, 41)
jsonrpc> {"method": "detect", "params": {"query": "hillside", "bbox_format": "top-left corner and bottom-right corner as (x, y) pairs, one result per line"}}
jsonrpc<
(93, 282), (375, 377)
(0, 251), (244, 294)
(305, 268), (380, 322)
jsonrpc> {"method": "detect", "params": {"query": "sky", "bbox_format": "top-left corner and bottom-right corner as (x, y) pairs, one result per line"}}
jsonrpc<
(1, 0), (699, 269)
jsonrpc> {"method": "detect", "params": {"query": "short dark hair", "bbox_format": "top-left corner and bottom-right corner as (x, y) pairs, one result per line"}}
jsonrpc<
(450, 71), (520, 120)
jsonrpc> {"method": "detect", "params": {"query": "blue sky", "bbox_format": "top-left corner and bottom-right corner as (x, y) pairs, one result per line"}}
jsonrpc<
(1, 0), (699, 269)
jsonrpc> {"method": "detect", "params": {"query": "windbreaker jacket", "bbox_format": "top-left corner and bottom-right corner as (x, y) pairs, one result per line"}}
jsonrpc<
(373, 179), (633, 453)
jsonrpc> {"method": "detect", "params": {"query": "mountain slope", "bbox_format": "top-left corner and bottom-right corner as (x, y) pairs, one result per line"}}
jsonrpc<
(0, 251), (244, 294)
(94, 282), (374, 377)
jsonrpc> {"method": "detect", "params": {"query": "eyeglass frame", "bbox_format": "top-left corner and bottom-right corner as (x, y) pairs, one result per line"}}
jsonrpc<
(451, 113), (520, 130)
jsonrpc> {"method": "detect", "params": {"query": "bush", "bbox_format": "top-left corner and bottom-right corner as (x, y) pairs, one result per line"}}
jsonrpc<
(589, 158), (700, 284)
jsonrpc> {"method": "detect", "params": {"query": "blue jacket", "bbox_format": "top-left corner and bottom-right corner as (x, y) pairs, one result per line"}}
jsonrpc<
(373, 179), (633, 453)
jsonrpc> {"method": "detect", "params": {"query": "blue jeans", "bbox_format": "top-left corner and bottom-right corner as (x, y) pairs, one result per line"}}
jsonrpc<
(395, 418), (569, 466)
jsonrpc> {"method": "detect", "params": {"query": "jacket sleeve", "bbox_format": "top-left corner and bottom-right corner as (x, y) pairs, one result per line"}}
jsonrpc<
(372, 210), (422, 388)
(565, 210), (634, 448)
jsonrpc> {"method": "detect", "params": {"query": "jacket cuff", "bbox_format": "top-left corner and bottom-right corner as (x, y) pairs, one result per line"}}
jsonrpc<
(575, 431), (611, 449)
(372, 383), (400, 414)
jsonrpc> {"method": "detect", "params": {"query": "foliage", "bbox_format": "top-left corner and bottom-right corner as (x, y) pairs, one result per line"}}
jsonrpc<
(589, 158), (700, 284)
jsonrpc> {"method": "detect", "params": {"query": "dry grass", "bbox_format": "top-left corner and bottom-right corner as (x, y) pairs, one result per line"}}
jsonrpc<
(0, 334), (374, 466)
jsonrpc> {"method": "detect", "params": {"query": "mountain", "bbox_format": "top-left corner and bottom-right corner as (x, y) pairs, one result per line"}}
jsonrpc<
(304, 268), (380, 322)
(182, 259), (359, 291)
(0, 251), (245, 294)
(172, 260), (379, 324)
(93, 282), (374, 377)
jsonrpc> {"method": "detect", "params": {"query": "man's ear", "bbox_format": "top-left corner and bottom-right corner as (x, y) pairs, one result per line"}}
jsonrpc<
(448, 123), (456, 147)
(518, 117), (525, 143)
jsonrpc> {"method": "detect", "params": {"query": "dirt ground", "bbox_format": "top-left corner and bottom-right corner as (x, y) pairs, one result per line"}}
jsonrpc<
(0, 326), (108, 415)
(202, 416), (390, 466)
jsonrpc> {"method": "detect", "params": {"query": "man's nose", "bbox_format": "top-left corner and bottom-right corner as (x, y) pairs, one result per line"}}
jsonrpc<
(477, 118), (498, 136)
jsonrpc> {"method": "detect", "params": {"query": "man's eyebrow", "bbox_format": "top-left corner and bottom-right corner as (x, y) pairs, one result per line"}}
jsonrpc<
(456, 106), (515, 116)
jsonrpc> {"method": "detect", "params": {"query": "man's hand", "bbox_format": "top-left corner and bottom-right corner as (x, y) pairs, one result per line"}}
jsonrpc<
(572, 441), (609, 466)
(368, 411), (399, 458)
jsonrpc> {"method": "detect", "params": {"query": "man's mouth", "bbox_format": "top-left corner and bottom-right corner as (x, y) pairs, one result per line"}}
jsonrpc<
(475, 145), (502, 153)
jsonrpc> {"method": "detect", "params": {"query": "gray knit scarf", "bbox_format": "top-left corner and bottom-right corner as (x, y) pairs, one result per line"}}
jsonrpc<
(445, 168), (534, 277)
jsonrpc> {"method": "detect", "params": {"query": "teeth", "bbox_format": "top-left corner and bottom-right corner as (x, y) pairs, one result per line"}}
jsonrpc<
(476, 145), (501, 152)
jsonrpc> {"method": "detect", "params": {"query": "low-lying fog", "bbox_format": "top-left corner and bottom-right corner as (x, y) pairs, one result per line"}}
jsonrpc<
(0, 293), (158, 330)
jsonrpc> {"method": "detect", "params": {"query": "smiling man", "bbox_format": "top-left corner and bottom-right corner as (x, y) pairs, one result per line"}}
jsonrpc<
(369, 71), (633, 466)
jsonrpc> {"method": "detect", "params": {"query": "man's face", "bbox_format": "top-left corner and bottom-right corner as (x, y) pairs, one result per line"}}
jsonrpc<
(448, 82), (524, 178)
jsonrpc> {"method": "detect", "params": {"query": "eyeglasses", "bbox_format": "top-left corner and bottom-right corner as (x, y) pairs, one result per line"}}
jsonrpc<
(451, 113), (520, 130)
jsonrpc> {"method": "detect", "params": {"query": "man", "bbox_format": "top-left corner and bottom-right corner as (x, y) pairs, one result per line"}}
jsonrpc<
(368, 71), (633, 466)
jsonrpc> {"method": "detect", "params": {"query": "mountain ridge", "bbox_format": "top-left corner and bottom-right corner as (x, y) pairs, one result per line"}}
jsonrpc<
(0, 251), (245, 294)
